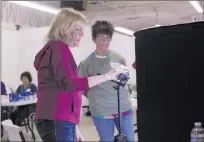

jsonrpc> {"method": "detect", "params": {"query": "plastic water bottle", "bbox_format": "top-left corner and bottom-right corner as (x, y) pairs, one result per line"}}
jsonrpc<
(27, 94), (30, 100)
(30, 93), (35, 100)
(24, 94), (29, 101)
(9, 93), (13, 102)
(191, 122), (204, 142)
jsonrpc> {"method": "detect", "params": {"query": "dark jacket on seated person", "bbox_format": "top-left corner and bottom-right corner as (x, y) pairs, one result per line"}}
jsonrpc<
(16, 83), (37, 94)
(1, 81), (7, 95)
(1, 81), (8, 122)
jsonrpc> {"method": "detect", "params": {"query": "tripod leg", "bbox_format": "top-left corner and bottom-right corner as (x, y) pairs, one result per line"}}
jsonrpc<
(114, 85), (128, 142)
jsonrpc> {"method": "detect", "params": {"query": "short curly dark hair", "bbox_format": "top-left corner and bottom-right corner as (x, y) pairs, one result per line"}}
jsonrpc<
(20, 71), (32, 83)
(92, 20), (114, 40)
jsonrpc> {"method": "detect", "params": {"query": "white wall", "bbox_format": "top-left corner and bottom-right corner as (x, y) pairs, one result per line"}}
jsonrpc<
(2, 29), (22, 88)
(2, 25), (136, 89)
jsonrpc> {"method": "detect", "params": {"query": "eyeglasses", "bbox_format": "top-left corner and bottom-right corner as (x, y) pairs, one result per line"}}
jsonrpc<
(75, 26), (84, 32)
(72, 24), (84, 33)
(96, 35), (111, 41)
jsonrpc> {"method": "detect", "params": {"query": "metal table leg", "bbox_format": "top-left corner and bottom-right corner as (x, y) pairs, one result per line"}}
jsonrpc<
(26, 107), (35, 141)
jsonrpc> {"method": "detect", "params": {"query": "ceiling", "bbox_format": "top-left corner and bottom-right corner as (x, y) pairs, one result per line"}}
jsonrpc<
(2, 1), (204, 31)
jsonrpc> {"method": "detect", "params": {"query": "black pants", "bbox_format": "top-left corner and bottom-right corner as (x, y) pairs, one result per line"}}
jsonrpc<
(35, 119), (76, 142)
(35, 120), (57, 142)
(10, 104), (36, 126)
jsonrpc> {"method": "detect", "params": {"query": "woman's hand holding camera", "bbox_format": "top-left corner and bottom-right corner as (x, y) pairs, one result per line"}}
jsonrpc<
(105, 65), (128, 80)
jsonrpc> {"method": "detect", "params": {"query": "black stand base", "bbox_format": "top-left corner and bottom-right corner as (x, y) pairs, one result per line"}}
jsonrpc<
(114, 134), (128, 142)
(112, 80), (128, 142)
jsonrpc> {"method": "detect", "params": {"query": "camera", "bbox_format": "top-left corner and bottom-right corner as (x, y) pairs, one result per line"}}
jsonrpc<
(116, 70), (130, 86)
(110, 62), (130, 82)
(117, 72), (129, 81)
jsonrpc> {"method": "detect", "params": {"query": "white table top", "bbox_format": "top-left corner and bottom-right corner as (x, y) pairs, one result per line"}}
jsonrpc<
(1, 98), (37, 106)
(1, 96), (137, 110)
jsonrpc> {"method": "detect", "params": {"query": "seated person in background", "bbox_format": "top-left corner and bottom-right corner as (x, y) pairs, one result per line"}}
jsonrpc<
(1, 81), (9, 111)
(1, 81), (7, 95)
(16, 71), (37, 94)
(78, 20), (134, 141)
(10, 71), (37, 125)
(1, 81), (8, 118)
(1, 81), (8, 111)
(1, 81), (9, 137)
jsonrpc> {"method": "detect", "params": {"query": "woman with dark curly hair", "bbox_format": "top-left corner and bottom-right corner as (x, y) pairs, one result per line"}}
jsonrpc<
(10, 71), (37, 125)
(78, 20), (134, 141)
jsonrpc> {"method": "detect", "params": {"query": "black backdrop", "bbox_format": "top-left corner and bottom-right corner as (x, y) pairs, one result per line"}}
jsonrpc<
(135, 22), (204, 142)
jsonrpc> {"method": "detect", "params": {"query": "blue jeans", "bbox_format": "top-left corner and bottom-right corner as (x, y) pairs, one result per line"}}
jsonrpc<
(92, 114), (134, 141)
(35, 119), (76, 142)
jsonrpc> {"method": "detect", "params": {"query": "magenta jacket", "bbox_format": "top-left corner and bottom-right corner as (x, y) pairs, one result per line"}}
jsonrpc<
(34, 40), (89, 124)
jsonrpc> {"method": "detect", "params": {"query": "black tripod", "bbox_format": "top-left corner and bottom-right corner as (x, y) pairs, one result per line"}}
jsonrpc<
(112, 80), (128, 142)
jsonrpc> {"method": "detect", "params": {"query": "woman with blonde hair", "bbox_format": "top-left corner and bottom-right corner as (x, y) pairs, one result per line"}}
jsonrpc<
(34, 8), (126, 142)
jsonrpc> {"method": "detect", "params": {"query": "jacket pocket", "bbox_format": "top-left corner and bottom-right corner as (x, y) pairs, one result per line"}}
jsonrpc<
(71, 96), (74, 113)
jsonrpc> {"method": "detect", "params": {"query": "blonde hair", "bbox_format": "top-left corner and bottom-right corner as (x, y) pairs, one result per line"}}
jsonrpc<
(45, 8), (88, 43)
